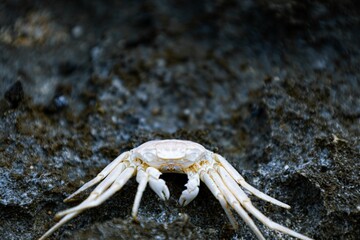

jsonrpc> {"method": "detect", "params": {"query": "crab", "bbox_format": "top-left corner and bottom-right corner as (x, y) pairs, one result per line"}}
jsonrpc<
(39, 139), (312, 240)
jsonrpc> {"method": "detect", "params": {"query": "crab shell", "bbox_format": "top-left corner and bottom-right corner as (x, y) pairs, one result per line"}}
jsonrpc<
(134, 140), (206, 171)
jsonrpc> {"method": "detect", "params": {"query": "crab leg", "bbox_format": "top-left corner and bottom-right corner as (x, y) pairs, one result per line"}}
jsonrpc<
(209, 169), (265, 240)
(200, 171), (239, 229)
(214, 153), (290, 209)
(133, 166), (172, 218)
(217, 166), (313, 240)
(55, 167), (135, 217)
(147, 167), (170, 201)
(56, 162), (127, 219)
(39, 212), (79, 240)
(243, 203), (313, 240)
(39, 158), (129, 240)
(64, 151), (129, 202)
(132, 168), (149, 219)
(179, 171), (200, 206)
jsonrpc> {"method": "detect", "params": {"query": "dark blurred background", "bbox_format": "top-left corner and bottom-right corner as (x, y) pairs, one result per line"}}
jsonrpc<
(0, 1), (359, 239)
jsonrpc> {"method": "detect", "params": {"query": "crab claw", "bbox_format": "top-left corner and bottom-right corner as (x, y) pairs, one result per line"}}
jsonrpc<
(149, 178), (170, 200)
(179, 187), (199, 206)
(179, 176), (200, 206)
(146, 167), (170, 200)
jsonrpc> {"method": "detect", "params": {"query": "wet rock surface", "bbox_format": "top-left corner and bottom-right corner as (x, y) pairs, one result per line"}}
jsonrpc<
(0, 1), (359, 240)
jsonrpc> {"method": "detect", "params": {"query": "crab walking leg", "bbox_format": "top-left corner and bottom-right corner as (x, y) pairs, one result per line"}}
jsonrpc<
(39, 212), (80, 240)
(179, 171), (200, 206)
(217, 166), (313, 240)
(56, 167), (135, 217)
(242, 201), (313, 240)
(217, 166), (256, 204)
(200, 171), (239, 229)
(131, 169), (149, 219)
(64, 152), (129, 202)
(214, 153), (290, 209)
(209, 169), (265, 240)
(56, 162), (128, 219)
(147, 167), (170, 200)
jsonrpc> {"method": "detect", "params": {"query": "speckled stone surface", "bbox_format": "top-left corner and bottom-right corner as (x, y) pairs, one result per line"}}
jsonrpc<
(0, 1), (359, 239)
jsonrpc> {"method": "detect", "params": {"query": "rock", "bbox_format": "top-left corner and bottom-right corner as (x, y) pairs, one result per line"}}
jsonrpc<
(0, 1), (359, 240)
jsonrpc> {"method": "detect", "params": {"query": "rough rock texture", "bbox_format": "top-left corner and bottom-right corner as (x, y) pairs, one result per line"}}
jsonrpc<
(0, 1), (359, 240)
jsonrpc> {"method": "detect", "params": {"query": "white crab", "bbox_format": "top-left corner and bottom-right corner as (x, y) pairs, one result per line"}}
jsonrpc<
(39, 139), (312, 240)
